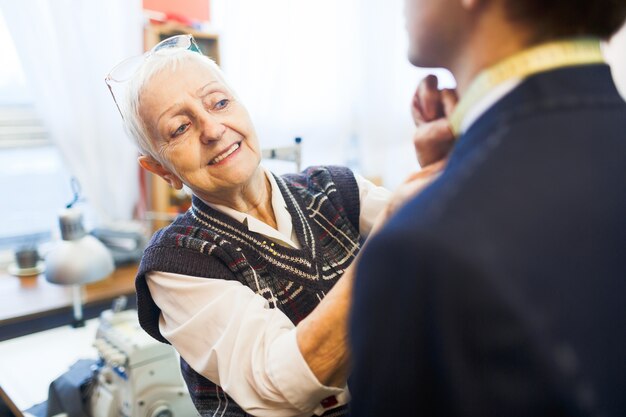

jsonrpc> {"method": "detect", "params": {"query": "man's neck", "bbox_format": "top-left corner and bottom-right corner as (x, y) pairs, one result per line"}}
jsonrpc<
(450, 16), (535, 96)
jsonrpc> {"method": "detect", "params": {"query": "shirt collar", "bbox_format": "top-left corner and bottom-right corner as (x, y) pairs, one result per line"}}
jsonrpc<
(200, 166), (298, 248)
(459, 78), (521, 134)
(453, 38), (603, 135)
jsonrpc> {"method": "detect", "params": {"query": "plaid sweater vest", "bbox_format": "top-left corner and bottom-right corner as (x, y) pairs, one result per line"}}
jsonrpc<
(135, 166), (361, 417)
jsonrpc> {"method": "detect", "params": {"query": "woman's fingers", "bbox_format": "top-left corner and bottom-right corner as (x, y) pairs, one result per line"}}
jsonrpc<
(404, 159), (447, 182)
(384, 159), (447, 220)
(412, 74), (443, 124)
(441, 88), (459, 117)
(411, 76), (459, 166)
(413, 118), (455, 167)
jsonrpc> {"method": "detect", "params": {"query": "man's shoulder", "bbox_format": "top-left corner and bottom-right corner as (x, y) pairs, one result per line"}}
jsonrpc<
(468, 64), (626, 142)
(383, 164), (494, 238)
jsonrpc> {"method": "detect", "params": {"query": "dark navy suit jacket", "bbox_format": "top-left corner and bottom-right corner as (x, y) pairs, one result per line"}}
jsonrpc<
(349, 64), (626, 417)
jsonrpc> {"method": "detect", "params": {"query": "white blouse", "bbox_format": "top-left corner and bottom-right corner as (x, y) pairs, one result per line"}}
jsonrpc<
(147, 168), (390, 416)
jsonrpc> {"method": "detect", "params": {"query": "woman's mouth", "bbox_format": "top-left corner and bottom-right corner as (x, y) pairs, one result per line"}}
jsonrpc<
(209, 142), (241, 165)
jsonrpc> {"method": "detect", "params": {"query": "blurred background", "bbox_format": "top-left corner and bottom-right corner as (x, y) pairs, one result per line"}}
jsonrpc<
(0, 0), (624, 257)
(0, 3), (624, 415)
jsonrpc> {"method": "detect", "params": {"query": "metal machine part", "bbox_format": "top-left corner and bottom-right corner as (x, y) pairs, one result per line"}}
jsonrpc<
(90, 305), (198, 417)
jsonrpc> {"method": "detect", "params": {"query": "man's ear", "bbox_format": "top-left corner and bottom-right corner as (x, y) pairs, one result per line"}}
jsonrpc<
(138, 155), (184, 190)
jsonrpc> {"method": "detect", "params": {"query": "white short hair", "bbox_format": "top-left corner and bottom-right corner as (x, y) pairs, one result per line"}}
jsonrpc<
(118, 49), (225, 159)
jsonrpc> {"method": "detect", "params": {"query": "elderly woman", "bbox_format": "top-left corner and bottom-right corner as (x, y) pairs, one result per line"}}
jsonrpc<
(105, 35), (391, 417)
(107, 35), (444, 417)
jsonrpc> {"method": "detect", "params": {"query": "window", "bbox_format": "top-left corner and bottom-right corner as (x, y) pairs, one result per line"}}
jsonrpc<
(0, 11), (72, 252)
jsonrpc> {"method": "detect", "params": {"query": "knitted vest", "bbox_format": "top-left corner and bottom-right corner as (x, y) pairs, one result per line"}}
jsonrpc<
(136, 166), (361, 417)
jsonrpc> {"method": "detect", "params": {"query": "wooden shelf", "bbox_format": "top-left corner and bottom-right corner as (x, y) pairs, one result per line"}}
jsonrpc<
(144, 22), (220, 63)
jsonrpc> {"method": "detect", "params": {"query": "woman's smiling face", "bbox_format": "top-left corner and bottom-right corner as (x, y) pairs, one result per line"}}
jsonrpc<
(138, 57), (262, 201)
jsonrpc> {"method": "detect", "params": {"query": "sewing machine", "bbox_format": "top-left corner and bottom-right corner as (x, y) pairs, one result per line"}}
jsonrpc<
(90, 304), (198, 417)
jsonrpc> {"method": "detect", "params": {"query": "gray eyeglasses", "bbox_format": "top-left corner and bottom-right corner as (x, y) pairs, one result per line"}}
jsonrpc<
(105, 34), (201, 119)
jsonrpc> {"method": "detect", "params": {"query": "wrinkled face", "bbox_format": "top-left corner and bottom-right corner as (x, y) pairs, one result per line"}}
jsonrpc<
(404, 0), (465, 68)
(139, 58), (261, 201)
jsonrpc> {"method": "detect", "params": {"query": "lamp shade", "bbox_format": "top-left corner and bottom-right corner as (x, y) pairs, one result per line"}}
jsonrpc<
(45, 208), (115, 285)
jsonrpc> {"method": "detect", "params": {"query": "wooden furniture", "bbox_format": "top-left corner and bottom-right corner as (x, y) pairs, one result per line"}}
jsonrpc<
(143, 22), (220, 230)
(0, 264), (138, 341)
(144, 22), (220, 63)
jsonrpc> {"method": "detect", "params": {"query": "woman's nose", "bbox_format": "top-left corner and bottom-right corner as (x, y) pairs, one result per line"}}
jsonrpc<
(198, 114), (226, 144)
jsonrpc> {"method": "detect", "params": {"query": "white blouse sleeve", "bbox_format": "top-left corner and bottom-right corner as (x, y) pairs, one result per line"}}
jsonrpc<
(354, 173), (392, 237)
(146, 271), (349, 417)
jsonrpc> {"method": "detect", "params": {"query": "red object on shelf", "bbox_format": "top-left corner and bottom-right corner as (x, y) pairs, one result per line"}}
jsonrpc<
(148, 12), (196, 27)
(143, 0), (210, 22)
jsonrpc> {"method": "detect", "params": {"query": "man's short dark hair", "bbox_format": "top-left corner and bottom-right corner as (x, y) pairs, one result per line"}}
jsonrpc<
(505, 0), (626, 40)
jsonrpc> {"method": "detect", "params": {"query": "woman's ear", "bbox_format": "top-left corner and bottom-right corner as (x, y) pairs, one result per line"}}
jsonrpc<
(138, 155), (184, 190)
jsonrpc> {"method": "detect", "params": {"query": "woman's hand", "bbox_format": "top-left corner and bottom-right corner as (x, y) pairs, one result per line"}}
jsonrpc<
(369, 159), (447, 237)
(412, 74), (458, 167)
(294, 159), (445, 390)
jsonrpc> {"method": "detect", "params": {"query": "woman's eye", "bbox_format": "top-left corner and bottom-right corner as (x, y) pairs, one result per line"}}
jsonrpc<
(172, 123), (189, 137)
(214, 99), (229, 110)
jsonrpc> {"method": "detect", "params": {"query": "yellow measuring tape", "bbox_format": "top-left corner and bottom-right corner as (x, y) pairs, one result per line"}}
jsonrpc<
(449, 38), (605, 136)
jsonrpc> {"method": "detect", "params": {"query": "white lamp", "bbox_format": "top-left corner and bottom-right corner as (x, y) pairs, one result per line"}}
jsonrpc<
(45, 207), (115, 327)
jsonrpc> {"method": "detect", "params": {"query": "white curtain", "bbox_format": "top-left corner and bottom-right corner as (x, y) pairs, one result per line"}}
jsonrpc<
(0, 0), (143, 223)
(3, 0), (622, 203)
(213, 1), (626, 188)
(211, 0), (361, 168)
(211, 0), (454, 187)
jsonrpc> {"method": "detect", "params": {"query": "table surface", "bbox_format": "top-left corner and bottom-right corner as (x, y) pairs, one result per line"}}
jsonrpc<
(0, 319), (99, 415)
(0, 264), (138, 327)
(0, 264), (138, 416)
